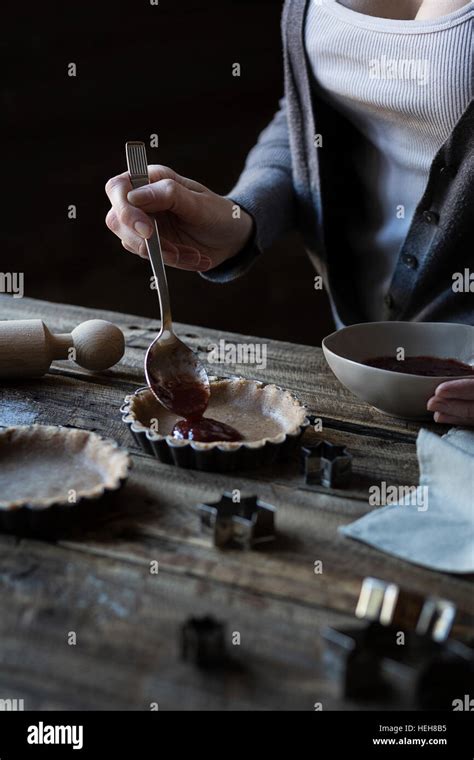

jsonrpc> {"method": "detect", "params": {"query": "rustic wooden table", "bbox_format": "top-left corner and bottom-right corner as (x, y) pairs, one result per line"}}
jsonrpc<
(0, 296), (472, 711)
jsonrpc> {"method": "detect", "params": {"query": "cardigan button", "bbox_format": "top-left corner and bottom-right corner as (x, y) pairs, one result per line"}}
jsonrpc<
(402, 254), (418, 270)
(423, 210), (439, 225)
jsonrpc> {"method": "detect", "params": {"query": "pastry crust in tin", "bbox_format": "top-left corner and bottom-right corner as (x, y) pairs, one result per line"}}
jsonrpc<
(0, 425), (130, 511)
(121, 376), (309, 471)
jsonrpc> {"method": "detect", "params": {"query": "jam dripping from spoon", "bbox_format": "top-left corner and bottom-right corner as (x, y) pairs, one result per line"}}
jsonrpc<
(153, 378), (210, 420)
(151, 377), (243, 443)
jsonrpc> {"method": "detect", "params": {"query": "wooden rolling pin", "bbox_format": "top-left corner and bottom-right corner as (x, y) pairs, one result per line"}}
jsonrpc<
(0, 319), (125, 378)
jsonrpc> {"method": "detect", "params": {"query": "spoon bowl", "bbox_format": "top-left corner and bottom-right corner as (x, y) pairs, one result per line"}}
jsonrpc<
(145, 330), (210, 418)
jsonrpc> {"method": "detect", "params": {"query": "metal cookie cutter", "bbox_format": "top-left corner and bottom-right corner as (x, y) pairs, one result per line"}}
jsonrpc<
(301, 441), (352, 488)
(322, 622), (474, 707)
(322, 623), (395, 701)
(322, 577), (470, 707)
(197, 492), (276, 550)
(181, 615), (226, 668)
(380, 634), (474, 710)
(356, 577), (457, 642)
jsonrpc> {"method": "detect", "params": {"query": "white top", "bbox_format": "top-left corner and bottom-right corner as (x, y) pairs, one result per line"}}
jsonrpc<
(305, 0), (473, 320)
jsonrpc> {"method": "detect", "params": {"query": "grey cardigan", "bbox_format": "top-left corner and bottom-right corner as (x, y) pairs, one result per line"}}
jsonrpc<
(204, 0), (474, 326)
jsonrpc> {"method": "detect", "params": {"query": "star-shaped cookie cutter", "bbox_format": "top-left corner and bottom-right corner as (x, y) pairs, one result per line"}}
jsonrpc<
(197, 492), (276, 549)
(301, 441), (353, 488)
(356, 577), (457, 642)
(322, 577), (469, 707)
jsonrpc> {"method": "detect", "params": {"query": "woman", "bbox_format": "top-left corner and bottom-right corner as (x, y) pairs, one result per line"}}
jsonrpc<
(105, 0), (473, 425)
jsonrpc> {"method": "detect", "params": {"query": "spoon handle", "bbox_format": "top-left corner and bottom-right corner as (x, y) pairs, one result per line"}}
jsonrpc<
(145, 219), (173, 333)
(125, 141), (173, 333)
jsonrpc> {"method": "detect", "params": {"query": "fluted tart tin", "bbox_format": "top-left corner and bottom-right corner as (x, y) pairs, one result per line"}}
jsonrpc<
(0, 425), (131, 537)
(120, 376), (309, 473)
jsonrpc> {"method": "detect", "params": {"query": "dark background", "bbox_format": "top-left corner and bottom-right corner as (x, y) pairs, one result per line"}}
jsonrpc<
(3, 0), (333, 344)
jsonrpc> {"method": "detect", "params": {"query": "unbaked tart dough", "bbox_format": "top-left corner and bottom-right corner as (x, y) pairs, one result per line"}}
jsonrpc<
(0, 425), (130, 509)
(124, 377), (308, 449)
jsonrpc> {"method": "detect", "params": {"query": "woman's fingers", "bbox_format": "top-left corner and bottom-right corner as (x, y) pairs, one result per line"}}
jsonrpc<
(106, 165), (203, 253)
(105, 164), (249, 271)
(433, 411), (470, 426)
(427, 378), (474, 425)
(107, 207), (174, 261)
(120, 234), (180, 262)
(105, 166), (203, 234)
(147, 165), (206, 193)
(153, 243), (211, 271)
(127, 178), (200, 221)
(428, 396), (474, 421)
(432, 378), (474, 400)
(170, 245), (212, 272)
(106, 209), (148, 257)
(105, 173), (154, 239)
(106, 208), (210, 270)
(108, 206), (177, 260)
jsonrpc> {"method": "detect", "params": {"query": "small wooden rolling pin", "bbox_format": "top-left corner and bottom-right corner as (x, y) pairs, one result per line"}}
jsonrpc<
(0, 319), (125, 379)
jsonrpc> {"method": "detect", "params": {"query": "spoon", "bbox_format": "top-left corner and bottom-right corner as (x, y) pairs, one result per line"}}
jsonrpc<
(125, 141), (210, 419)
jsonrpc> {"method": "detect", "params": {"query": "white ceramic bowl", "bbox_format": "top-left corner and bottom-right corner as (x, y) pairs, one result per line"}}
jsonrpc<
(322, 322), (474, 420)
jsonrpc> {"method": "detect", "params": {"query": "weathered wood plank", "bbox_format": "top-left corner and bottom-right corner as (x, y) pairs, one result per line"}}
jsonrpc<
(0, 375), (132, 444)
(1, 532), (470, 712)
(0, 535), (351, 711)
(55, 454), (472, 621)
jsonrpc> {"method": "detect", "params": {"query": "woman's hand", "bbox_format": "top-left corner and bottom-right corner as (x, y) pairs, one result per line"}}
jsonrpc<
(427, 378), (474, 426)
(105, 165), (254, 272)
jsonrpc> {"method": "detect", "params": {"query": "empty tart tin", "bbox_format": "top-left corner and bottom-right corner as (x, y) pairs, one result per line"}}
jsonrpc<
(0, 425), (131, 537)
(120, 376), (310, 472)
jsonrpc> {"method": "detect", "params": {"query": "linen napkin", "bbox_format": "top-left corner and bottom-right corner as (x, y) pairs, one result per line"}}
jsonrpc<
(340, 428), (474, 574)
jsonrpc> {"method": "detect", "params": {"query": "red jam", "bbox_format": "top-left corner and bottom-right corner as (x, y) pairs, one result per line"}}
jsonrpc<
(151, 377), (244, 443)
(171, 417), (243, 443)
(151, 379), (210, 420)
(363, 355), (474, 377)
